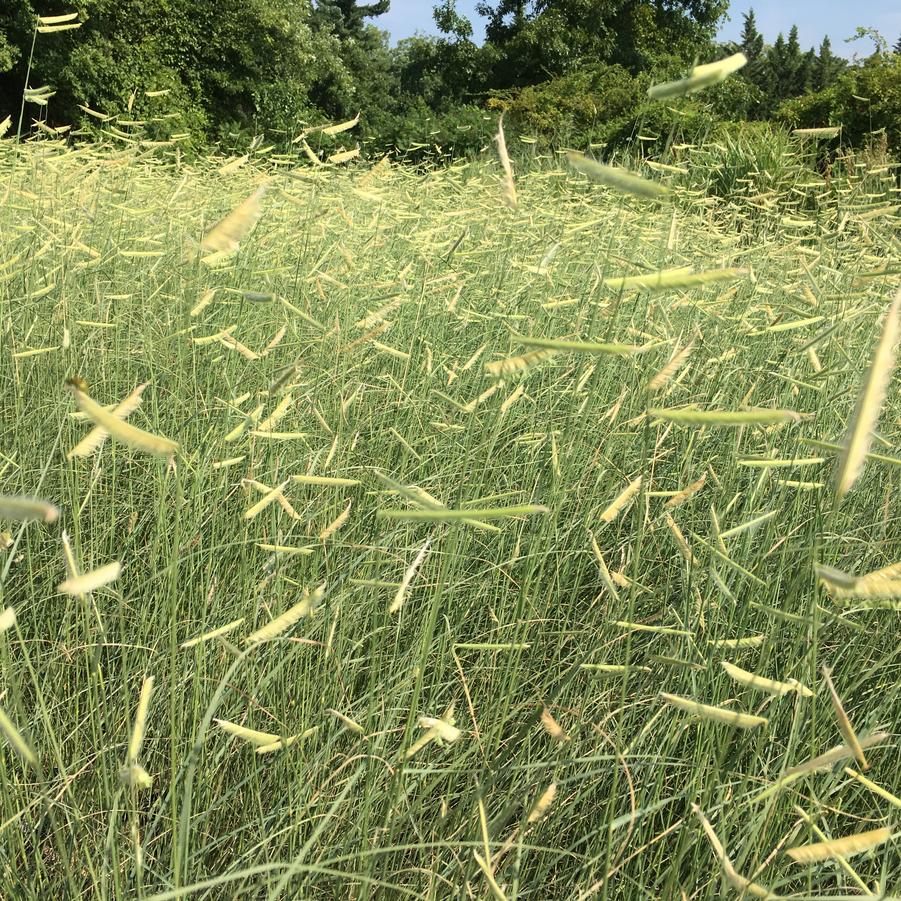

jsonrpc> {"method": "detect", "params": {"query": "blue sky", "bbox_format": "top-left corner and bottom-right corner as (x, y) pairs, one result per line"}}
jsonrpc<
(377, 1), (901, 55)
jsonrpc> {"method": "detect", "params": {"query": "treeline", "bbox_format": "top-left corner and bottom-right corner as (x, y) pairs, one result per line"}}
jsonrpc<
(730, 11), (847, 117)
(1, 1), (900, 158)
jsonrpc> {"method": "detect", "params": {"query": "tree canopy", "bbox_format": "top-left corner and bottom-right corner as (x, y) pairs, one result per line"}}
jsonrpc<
(0, 0), (895, 156)
(313, 0), (390, 38)
(444, 0), (730, 86)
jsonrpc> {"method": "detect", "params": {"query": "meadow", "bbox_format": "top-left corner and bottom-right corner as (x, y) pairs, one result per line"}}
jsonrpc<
(0, 127), (900, 899)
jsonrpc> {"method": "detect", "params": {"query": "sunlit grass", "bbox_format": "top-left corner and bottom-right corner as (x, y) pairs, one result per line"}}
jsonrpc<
(0, 135), (899, 898)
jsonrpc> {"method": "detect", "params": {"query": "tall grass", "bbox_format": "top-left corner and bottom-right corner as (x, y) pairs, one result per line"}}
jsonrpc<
(0, 132), (899, 899)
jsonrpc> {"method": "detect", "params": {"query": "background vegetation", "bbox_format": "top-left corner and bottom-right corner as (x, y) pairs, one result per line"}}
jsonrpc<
(1, 1), (901, 159)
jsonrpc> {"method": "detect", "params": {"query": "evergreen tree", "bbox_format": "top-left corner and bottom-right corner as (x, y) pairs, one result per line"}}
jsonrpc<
(785, 24), (804, 95)
(812, 36), (844, 91)
(739, 9), (764, 61)
(798, 47), (816, 94)
(738, 7), (768, 104)
(763, 25), (808, 109)
(309, 0), (395, 122)
(766, 31), (788, 106)
(894, 34), (901, 55)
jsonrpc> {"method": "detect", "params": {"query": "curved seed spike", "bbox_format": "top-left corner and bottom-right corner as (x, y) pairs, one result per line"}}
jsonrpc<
(835, 287), (901, 501)
(201, 183), (267, 254)
(787, 827), (891, 863)
(69, 386), (177, 457)
(495, 114), (517, 210)
(0, 496), (59, 523)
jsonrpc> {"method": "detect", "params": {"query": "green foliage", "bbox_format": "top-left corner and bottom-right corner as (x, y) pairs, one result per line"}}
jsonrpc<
(0, 0), (346, 143)
(491, 54), (768, 156)
(733, 21), (850, 121)
(393, 34), (492, 111)
(682, 122), (801, 198)
(0, 1), (34, 82)
(313, 0), (390, 38)
(739, 9), (763, 62)
(310, 23), (393, 121)
(776, 51), (901, 155)
(433, 0), (475, 39)
(367, 96), (494, 160)
(812, 36), (845, 92)
(0, 0), (897, 167)
(307, 2), (405, 152)
(493, 62), (645, 147)
(0, 32), (18, 75)
(602, 96), (719, 155)
(62, 34), (208, 140)
(703, 73), (767, 122)
(181, 0), (322, 133)
(784, 25), (808, 95)
(470, 0), (729, 87)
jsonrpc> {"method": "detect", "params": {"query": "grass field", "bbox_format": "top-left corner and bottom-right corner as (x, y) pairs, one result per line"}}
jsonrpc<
(1, 135), (900, 899)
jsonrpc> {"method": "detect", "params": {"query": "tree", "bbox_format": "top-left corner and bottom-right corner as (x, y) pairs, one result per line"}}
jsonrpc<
(765, 32), (788, 106)
(433, 0), (474, 40)
(0, 0), (346, 142)
(762, 26), (807, 110)
(739, 9), (763, 62)
(798, 47), (816, 94)
(895, 34), (901, 55)
(0, 0), (84, 129)
(465, 0), (729, 88)
(477, 0), (530, 46)
(309, 0), (397, 127)
(0, 32), (18, 76)
(407, 1), (492, 105)
(737, 7), (768, 106)
(811, 36), (844, 91)
(0, 2), (32, 82)
(313, 0), (390, 38)
(777, 51), (901, 156)
(784, 24), (805, 95)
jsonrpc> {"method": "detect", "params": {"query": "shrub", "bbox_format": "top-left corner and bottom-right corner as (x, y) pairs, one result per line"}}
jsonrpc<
(776, 52), (901, 155)
(490, 63), (644, 148)
(486, 63), (760, 159)
(366, 98), (494, 162)
(601, 99), (719, 157)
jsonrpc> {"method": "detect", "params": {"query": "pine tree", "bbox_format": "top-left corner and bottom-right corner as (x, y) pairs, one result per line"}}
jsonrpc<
(765, 25), (808, 105)
(766, 31), (788, 106)
(738, 7), (769, 101)
(785, 24), (804, 95)
(799, 47), (816, 94)
(739, 9), (764, 61)
(812, 35), (844, 91)
(894, 34), (901, 55)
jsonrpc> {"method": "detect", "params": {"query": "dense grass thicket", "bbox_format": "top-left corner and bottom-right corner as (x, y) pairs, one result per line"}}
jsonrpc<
(1, 135), (900, 898)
